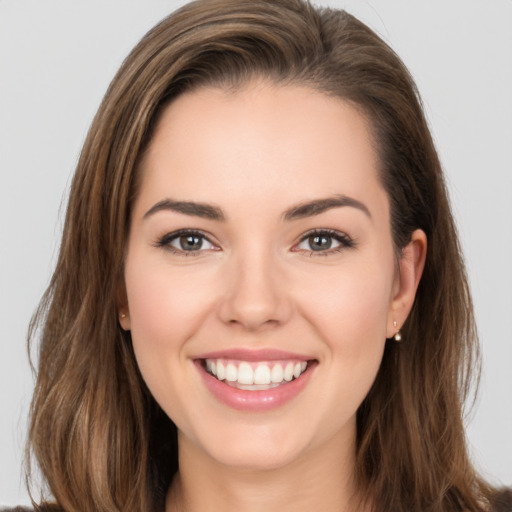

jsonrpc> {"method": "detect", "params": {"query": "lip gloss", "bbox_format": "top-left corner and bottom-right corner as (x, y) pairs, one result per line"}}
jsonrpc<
(195, 359), (316, 412)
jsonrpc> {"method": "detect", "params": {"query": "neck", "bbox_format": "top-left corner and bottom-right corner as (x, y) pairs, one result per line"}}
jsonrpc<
(165, 428), (369, 512)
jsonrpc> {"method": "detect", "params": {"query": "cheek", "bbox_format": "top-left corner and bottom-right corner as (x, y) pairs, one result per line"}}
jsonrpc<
(296, 254), (393, 384)
(123, 255), (217, 398)
(125, 258), (213, 346)
(123, 255), (222, 427)
(321, 264), (391, 410)
(301, 258), (392, 339)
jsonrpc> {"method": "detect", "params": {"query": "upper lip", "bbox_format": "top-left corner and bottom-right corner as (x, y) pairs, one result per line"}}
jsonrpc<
(194, 348), (314, 362)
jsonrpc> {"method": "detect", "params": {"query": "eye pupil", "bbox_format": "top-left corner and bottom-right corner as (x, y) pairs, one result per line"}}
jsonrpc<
(180, 235), (202, 250)
(309, 235), (332, 251)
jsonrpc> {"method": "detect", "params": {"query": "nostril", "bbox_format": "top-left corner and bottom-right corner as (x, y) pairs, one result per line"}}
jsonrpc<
(216, 269), (293, 329)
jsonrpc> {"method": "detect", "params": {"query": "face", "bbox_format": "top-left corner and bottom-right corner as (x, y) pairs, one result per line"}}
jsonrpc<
(121, 81), (416, 471)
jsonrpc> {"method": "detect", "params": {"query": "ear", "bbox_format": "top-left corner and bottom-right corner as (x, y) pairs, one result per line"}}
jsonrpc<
(117, 280), (131, 331)
(387, 229), (427, 338)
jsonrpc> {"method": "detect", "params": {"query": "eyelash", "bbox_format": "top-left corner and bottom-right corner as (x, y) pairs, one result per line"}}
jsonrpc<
(154, 228), (355, 257)
(293, 229), (355, 256)
(154, 229), (217, 256)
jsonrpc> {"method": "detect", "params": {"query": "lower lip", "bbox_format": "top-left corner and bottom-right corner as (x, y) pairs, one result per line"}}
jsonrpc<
(195, 360), (317, 412)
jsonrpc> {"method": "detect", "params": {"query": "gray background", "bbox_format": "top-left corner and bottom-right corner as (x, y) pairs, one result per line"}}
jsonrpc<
(1, 0), (511, 506)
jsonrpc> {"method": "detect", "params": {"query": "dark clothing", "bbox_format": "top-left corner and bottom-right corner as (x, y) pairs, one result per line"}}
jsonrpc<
(3, 489), (512, 511)
(494, 488), (512, 512)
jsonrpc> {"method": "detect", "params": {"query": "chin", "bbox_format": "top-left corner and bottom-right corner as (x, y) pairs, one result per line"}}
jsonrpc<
(182, 418), (316, 472)
(207, 441), (306, 472)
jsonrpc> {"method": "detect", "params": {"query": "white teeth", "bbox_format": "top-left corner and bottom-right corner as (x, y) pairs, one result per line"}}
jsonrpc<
(238, 362), (254, 385)
(271, 364), (284, 383)
(232, 382), (281, 391)
(284, 362), (294, 382)
(205, 358), (310, 388)
(225, 363), (237, 382)
(216, 361), (226, 380)
(254, 365), (271, 385)
(206, 359), (216, 375)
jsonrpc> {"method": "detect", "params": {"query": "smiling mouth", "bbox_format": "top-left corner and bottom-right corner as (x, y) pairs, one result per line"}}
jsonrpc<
(202, 358), (312, 390)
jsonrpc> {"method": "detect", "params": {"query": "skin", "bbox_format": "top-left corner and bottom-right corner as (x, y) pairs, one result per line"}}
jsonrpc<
(119, 80), (426, 512)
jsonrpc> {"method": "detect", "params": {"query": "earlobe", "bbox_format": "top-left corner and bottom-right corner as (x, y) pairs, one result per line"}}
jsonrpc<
(117, 281), (131, 331)
(387, 229), (427, 338)
(119, 311), (131, 331)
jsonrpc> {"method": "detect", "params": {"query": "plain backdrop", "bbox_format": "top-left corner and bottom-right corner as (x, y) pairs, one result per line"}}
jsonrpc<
(1, 0), (511, 506)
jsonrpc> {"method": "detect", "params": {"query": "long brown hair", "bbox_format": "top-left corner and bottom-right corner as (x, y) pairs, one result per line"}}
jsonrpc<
(27, 1), (498, 510)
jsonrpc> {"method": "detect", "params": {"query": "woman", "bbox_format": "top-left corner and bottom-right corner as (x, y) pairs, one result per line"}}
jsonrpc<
(6, 0), (510, 510)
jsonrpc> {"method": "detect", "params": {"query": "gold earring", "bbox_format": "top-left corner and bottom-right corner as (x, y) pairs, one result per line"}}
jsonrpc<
(393, 320), (402, 342)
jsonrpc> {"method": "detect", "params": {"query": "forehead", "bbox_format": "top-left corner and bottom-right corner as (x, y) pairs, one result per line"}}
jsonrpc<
(136, 81), (386, 219)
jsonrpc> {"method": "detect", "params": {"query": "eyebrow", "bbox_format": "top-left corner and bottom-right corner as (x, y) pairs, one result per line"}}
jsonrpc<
(282, 194), (371, 221)
(143, 199), (225, 221)
(143, 194), (371, 222)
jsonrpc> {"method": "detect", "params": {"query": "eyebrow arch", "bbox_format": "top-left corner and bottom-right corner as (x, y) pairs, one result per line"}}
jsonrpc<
(143, 199), (225, 221)
(283, 194), (371, 221)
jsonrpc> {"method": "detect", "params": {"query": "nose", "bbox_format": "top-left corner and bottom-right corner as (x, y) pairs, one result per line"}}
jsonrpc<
(217, 249), (293, 331)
